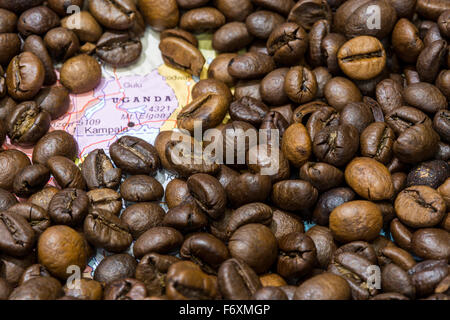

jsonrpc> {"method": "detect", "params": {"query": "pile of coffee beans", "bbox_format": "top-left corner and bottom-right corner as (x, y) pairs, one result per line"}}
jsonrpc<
(0, 0), (450, 301)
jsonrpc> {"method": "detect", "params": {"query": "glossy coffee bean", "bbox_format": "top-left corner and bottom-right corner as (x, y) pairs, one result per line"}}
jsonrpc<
(403, 82), (447, 114)
(121, 202), (165, 239)
(13, 164), (50, 197)
(48, 0), (85, 16)
(81, 149), (121, 190)
(138, 0), (179, 31)
(121, 175), (163, 202)
(0, 150), (31, 191)
(96, 31), (142, 68)
(28, 186), (59, 212)
(0, 33), (21, 66)
(214, 0), (253, 21)
(375, 79), (404, 115)
(228, 53), (275, 80)
(313, 187), (356, 226)
(408, 259), (449, 297)
(393, 124), (439, 164)
(267, 22), (308, 66)
(392, 18), (424, 64)
(47, 156), (86, 190)
(208, 53), (238, 86)
(271, 180), (318, 212)
(407, 160), (449, 189)
(23, 35), (57, 86)
(32, 130), (78, 165)
(339, 102), (374, 134)
(299, 162), (344, 192)
(245, 10), (284, 39)
(109, 136), (160, 175)
(165, 178), (191, 209)
(294, 272), (351, 300)
(6, 52), (44, 101)
(417, 40), (447, 83)
(284, 66), (317, 104)
(229, 96), (269, 126)
(63, 278), (103, 301)
(187, 173), (226, 220)
(163, 200), (208, 233)
(360, 123), (395, 164)
(281, 123), (312, 168)
(94, 253), (137, 285)
(8, 276), (62, 300)
(44, 27), (79, 61)
(324, 77), (362, 112)
(411, 228), (450, 261)
(180, 7), (225, 33)
(212, 22), (253, 53)
(104, 278), (147, 300)
(0, 188), (17, 211)
(84, 209), (133, 253)
(61, 11), (102, 43)
(60, 54), (101, 94)
(385, 106), (431, 136)
(34, 86), (70, 120)
(17, 6), (60, 37)
(0, 211), (35, 257)
(89, 0), (136, 30)
(49, 188), (89, 226)
(133, 227), (183, 258)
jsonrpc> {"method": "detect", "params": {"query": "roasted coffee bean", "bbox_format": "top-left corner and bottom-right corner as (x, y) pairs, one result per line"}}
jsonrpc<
(267, 22), (308, 66)
(281, 123), (312, 168)
(8, 276), (62, 300)
(333, 241), (378, 265)
(334, 0), (397, 39)
(245, 10), (284, 40)
(212, 22), (253, 52)
(0, 33), (21, 66)
(32, 130), (78, 165)
(302, 105), (340, 141)
(313, 124), (359, 167)
(17, 6), (60, 37)
(6, 101), (51, 147)
(87, 188), (122, 216)
(133, 226), (183, 258)
(93, 253), (137, 285)
(375, 79), (404, 115)
(163, 200), (208, 232)
(208, 53), (238, 86)
(135, 253), (179, 296)
(63, 278), (103, 300)
(287, 0), (331, 31)
(60, 54), (101, 94)
(234, 80), (261, 100)
(218, 258), (261, 300)
(360, 123), (395, 164)
(392, 18), (424, 64)
(269, 209), (303, 241)
(417, 40), (447, 83)
(81, 149), (121, 190)
(215, 0), (253, 21)
(403, 82), (447, 114)
(252, 286), (288, 300)
(324, 77), (362, 112)
(121, 175), (163, 202)
(308, 20), (330, 67)
(299, 162), (344, 192)
(0, 8), (17, 33)
(0, 96), (16, 123)
(0, 211), (35, 257)
(47, 156), (86, 190)
(345, 157), (395, 201)
(229, 96), (269, 126)
(330, 201), (383, 243)
(261, 111), (289, 144)
(393, 124), (439, 164)
(277, 232), (317, 283)
(104, 278), (147, 300)
(395, 185), (446, 228)
(228, 53), (275, 80)
(121, 202), (165, 239)
(0, 149), (31, 191)
(28, 186), (59, 212)
(385, 106), (432, 136)
(138, 0), (179, 31)
(380, 246), (416, 271)
(187, 173), (226, 220)
(23, 35), (57, 86)
(284, 66), (317, 104)
(247, 144), (290, 183)
(411, 228), (450, 261)
(339, 102), (374, 134)
(96, 31), (143, 67)
(19, 264), (50, 286)
(48, 0), (85, 16)
(408, 259), (449, 297)
(260, 68), (289, 106)
(294, 273), (351, 300)
(177, 93), (229, 133)
(180, 7), (225, 33)
(109, 136), (160, 175)
(37, 225), (87, 279)
(272, 180), (318, 212)
(44, 27), (79, 61)
(436, 70), (450, 101)
(337, 36), (386, 81)
(48, 188), (89, 226)
(0, 188), (17, 211)
(225, 173), (272, 208)
(89, 0), (136, 30)
(225, 203), (272, 237)
(166, 261), (219, 300)
(84, 209), (133, 253)
(191, 79), (233, 105)
(305, 226), (336, 269)
(61, 11), (102, 43)
(34, 86), (70, 120)
(6, 52), (44, 101)
(228, 224), (277, 274)
(159, 37), (205, 76)
(165, 178), (191, 209)
(313, 188), (356, 226)
(13, 164), (50, 197)
(219, 120), (256, 169)
(8, 203), (50, 235)
(407, 160), (449, 189)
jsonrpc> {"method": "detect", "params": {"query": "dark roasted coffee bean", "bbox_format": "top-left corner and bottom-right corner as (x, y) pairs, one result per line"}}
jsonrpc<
(411, 228), (450, 261)
(0, 211), (35, 257)
(0, 150), (31, 191)
(96, 31), (143, 67)
(109, 136), (160, 175)
(229, 96), (269, 126)
(49, 188), (89, 226)
(34, 86), (70, 120)
(18, 264), (50, 286)
(408, 259), (448, 297)
(434, 109), (450, 143)
(360, 123), (395, 164)
(17, 6), (60, 37)
(228, 53), (275, 80)
(28, 186), (59, 212)
(187, 173), (226, 220)
(215, 0), (253, 22)
(245, 10), (284, 40)
(225, 173), (272, 208)
(208, 53), (238, 86)
(165, 178), (191, 209)
(8, 276), (62, 300)
(180, 7), (225, 33)
(324, 77), (362, 112)
(0, 33), (21, 66)
(403, 82), (447, 114)
(163, 200), (208, 233)
(0, 188), (17, 211)
(60, 54), (101, 94)
(61, 11), (102, 43)
(385, 106), (431, 136)
(416, 40), (447, 83)
(44, 27), (79, 62)
(6, 52), (44, 101)
(8, 203), (50, 235)
(84, 209), (133, 252)
(272, 180), (318, 212)
(212, 22), (253, 53)
(287, 0), (332, 31)
(299, 162), (344, 192)
(375, 79), (404, 115)
(47, 156), (86, 190)
(218, 258), (261, 300)
(32, 130), (78, 165)
(392, 18), (424, 64)
(407, 160), (449, 188)
(81, 149), (121, 190)
(393, 124), (439, 164)
(294, 272), (351, 300)
(121, 175), (163, 202)
(267, 22), (308, 66)
(226, 203), (273, 237)
(121, 202), (165, 239)
(23, 35), (57, 86)
(104, 278), (147, 300)
(13, 164), (50, 197)
(133, 226), (183, 258)
(94, 254), (137, 284)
